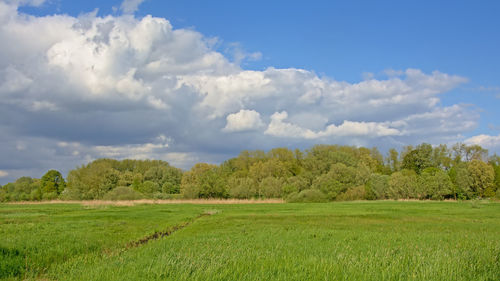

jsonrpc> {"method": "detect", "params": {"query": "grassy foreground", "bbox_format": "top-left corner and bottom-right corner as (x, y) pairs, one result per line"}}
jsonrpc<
(1, 201), (499, 280)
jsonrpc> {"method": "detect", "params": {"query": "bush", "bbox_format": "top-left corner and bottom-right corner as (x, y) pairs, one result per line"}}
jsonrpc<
(259, 177), (283, 198)
(286, 189), (328, 203)
(336, 186), (366, 201)
(283, 176), (310, 196)
(227, 177), (256, 199)
(59, 187), (82, 200)
(42, 192), (58, 200)
(365, 174), (390, 200)
(103, 186), (144, 201)
(136, 181), (160, 195)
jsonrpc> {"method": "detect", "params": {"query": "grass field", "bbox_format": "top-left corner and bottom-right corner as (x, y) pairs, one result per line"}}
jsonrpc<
(1, 201), (499, 280)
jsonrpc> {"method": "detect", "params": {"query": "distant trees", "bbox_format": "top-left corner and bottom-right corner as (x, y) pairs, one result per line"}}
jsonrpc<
(0, 171), (65, 201)
(62, 159), (182, 200)
(1, 143), (499, 202)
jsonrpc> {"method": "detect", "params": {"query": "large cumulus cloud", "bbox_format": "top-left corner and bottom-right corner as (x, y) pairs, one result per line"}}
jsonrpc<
(0, 1), (480, 183)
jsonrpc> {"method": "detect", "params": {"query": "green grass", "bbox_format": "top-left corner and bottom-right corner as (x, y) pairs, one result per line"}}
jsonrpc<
(1, 201), (499, 280)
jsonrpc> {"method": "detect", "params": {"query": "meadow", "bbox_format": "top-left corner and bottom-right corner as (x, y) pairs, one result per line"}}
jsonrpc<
(1, 201), (499, 280)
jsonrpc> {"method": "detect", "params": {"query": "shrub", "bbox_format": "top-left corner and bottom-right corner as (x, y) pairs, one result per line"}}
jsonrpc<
(259, 177), (283, 198)
(103, 186), (144, 201)
(42, 192), (58, 200)
(227, 177), (256, 199)
(365, 173), (390, 200)
(336, 186), (366, 201)
(59, 187), (82, 200)
(136, 181), (160, 195)
(282, 176), (310, 196)
(286, 189), (328, 203)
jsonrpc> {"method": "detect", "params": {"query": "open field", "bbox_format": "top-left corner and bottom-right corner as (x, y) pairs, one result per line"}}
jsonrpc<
(1, 201), (499, 280)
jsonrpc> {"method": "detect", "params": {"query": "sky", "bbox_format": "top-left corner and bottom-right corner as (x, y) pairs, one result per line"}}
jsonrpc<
(1, 0), (500, 184)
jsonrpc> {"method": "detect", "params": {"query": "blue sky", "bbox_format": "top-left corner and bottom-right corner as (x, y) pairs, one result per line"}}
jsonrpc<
(1, 0), (499, 183)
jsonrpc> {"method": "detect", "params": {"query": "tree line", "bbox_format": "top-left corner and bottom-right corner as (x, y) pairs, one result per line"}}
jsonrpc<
(1, 143), (500, 202)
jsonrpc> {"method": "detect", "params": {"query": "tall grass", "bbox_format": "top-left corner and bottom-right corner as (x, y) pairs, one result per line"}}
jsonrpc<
(1, 201), (499, 280)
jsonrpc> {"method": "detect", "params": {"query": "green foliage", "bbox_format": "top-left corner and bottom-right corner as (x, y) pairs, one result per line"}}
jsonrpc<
(467, 160), (495, 197)
(449, 163), (473, 199)
(41, 170), (66, 195)
(388, 169), (419, 199)
(418, 168), (453, 200)
(286, 189), (328, 203)
(136, 181), (160, 195)
(365, 173), (390, 200)
(66, 159), (181, 200)
(488, 155), (500, 194)
(3, 142), (499, 202)
(259, 177), (283, 198)
(103, 186), (144, 200)
(282, 175), (310, 196)
(227, 177), (256, 199)
(181, 163), (227, 198)
(336, 185), (366, 201)
(402, 143), (434, 174)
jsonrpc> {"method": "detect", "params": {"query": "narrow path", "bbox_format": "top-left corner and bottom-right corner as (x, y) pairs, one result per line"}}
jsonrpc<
(127, 211), (216, 248)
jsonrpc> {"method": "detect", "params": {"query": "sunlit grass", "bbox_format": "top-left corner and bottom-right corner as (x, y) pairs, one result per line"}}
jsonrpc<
(1, 201), (499, 280)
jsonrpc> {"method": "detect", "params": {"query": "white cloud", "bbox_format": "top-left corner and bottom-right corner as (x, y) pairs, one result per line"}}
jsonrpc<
(0, 4), (484, 182)
(465, 134), (500, 148)
(0, 170), (8, 177)
(265, 111), (400, 139)
(57, 136), (170, 160)
(225, 42), (262, 65)
(120, 0), (145, 14)
(223, 109), (264, 132)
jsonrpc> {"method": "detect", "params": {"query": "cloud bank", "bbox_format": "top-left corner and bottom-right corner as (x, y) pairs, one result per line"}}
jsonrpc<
(0, 1), (484, 183)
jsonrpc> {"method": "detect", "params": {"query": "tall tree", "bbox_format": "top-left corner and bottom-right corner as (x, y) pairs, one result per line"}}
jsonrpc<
(401, 143), (434, 174)
(41, 170), (66, 195)
(467, 160), (495, 197)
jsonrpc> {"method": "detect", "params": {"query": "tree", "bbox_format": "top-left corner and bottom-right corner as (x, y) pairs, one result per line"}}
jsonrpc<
(388, 169), (419, 199)
(282, 175), (310, 196)
(432, 144), (452, 170)
(248, 159), (291, 182)
(401, 143), (434, 174)
(41, 170), (66, 197)
(488, 155), (500, 194)
(227, 177), (256, 199)
(180, 163), (227, 198)
(467, 160), (495, 197)
(448, 163), (473, 199)
(311, 163), (368, 200)
(452, 143), (488, 163)
(386, 148), (400, 173)
(136, 181), (160, 195)
(365, 173), (390, 200)
(259, 177), (284, 198)
(418, 167), (453, 199)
